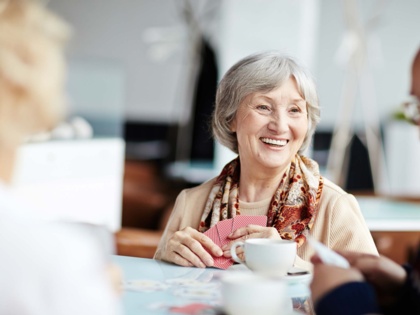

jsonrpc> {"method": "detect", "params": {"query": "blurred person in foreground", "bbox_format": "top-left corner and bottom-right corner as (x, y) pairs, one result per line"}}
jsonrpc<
(154, 51), (378, 271)
(310, 48), (420, 315)
(0, 0), (121, 314)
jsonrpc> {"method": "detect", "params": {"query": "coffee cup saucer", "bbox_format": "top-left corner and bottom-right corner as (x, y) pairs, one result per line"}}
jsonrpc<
(278, 269), (312, 286)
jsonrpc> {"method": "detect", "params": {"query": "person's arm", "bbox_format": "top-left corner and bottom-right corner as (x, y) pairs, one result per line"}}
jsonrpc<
(340, 251), (407, 308)
(153, 190), (186, 261)
(311, 251), (408, 314)
(311, 257), (380, 315)
(154, 189), (222, 268)
(315, 282), (380, 315)
(329, 194), (378, 255)
(340, 251), (420, 314)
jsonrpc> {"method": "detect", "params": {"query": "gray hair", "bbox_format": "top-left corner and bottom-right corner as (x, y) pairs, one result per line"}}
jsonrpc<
(212, 51), (320, 155)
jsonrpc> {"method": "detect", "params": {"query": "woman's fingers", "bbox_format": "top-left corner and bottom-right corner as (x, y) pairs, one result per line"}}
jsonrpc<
(222, 225), (280, 257)
(228, 225), (252, 239)
(167, 227), (222, 268)
(169, 250), (194, 267)
(229, 225), (279, 239)
(194, 229), (223, 257)
(223, 245), (244, 258)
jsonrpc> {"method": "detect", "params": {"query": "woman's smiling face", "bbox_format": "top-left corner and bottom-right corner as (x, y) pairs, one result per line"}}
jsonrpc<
(230, 77), (308, 173)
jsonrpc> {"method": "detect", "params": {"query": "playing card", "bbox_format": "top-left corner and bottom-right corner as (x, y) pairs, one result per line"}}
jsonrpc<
(216, 218), (234, 247)
(202, 216), (268, 270)
(213, 256), (233, 269)
(203, 225), (220, 247)
(232, 215), (267, 232)
(169, 303), (213, 314)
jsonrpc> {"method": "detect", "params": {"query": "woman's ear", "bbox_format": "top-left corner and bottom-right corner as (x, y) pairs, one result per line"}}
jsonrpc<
(230, 117), (237, 133)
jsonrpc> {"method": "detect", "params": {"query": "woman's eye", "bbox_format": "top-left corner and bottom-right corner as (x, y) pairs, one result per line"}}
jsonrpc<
(256, 105), (270, 111)
(290, 106), (301, 113)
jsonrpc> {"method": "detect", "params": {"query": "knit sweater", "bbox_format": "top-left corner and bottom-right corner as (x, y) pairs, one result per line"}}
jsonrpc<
(154, 177), (378, 270)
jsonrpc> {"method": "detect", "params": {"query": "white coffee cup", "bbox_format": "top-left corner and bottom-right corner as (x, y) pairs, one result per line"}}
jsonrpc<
(230, 238), (297, 276)
(221, 272), (291, 315)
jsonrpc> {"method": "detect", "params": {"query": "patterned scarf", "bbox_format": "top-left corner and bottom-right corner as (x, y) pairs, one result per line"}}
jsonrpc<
(198, 155), (324, 247)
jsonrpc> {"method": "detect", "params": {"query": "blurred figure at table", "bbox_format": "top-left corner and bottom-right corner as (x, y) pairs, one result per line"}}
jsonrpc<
(310, 48), (420, 314)
(311, 249), (420, 315)
(0, 0), (121, 314)
(154, 51), (378, 270)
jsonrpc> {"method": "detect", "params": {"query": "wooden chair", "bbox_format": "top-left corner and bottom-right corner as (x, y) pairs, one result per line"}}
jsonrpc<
(114, 160), (178, 258)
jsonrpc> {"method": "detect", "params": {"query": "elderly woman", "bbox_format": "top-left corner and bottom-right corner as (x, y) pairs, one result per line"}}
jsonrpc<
(0, 1), (121, 313)
(155, 51), (378, 270)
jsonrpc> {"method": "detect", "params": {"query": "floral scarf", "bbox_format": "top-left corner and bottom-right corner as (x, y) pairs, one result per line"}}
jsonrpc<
(198, 155), (324, 247)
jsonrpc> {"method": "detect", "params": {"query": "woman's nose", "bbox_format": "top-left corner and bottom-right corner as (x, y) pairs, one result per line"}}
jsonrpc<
(268, 113), (288, 133)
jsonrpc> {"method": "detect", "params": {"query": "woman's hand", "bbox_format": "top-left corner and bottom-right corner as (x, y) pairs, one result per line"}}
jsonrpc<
(163, 227), (223, 268)
(221, 225), (280, 258)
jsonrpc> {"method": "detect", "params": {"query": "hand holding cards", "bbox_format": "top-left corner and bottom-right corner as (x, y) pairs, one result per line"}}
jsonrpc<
(203, 215), (267, 269)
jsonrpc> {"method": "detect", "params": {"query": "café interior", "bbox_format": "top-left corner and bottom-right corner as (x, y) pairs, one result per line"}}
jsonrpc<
(13, 0), (420, 306)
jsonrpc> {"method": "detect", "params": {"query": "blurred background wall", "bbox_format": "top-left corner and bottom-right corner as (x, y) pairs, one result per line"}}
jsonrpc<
(47, 0), (420, 194)
(41, 0), (420, 260)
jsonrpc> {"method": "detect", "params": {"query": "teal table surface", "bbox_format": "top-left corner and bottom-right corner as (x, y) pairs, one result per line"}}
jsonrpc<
(112, 255), (313, 315)
(356, 197), (420, 231)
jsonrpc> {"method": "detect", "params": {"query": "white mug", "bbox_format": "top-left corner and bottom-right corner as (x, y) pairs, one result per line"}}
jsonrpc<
(221, 272), (291, 315)
(230, 238), (297, 276)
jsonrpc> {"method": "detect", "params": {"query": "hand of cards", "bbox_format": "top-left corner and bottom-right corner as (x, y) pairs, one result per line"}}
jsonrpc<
(203, 215), (268, 269)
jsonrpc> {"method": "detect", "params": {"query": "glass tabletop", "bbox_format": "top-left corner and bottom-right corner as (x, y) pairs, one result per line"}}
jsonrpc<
(112, 255), (314, 315)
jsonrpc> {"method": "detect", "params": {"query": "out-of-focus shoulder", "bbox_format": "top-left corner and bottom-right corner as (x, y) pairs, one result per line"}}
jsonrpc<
(318, 176), (361, 216)
(182, 177), (218, 197)
(321, 177), (348, 196)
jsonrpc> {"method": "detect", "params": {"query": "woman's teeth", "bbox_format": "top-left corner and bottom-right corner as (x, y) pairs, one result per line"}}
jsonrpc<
(261, 138), (288, 146)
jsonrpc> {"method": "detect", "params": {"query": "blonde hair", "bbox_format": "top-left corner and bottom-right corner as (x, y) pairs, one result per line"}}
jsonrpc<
(0, 0), (70, 147)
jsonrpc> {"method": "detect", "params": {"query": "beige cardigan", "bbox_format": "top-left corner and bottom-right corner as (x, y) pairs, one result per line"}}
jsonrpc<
(154, 177), (378, 271)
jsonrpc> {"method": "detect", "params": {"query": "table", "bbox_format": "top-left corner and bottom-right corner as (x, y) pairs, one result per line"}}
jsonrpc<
(112, 255), (314, 315)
